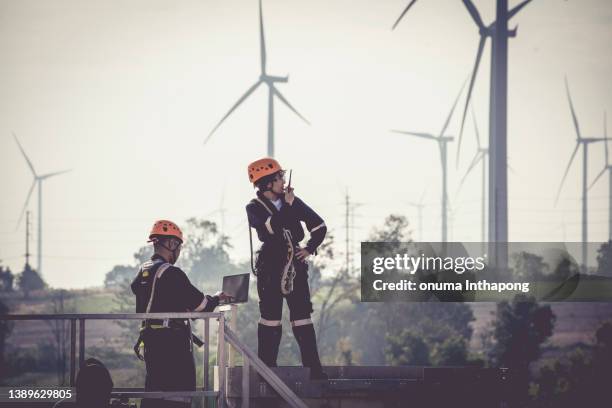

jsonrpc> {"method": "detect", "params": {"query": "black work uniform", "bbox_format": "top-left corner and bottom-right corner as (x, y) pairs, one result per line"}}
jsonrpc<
(131, 255), (219, 408)
(246, 191), (326, 373)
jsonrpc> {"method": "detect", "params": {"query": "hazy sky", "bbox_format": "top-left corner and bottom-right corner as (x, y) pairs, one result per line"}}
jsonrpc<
(1, 0), (611, 288)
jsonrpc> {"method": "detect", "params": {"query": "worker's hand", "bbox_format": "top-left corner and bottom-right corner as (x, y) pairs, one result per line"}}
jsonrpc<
(215, 291), (232, 302)
(295, 248), (311, 262)
(284, 186), (295, 206)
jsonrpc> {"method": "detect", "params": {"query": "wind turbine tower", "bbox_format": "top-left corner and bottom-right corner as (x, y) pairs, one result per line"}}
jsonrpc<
(407, 189), (427, 242)
(205, 0), (309, 157)
(391, 82), (465, 242)
(14, 135), (70, 276)
(556, 80), (606, 273)
(589, 112), (611, 240)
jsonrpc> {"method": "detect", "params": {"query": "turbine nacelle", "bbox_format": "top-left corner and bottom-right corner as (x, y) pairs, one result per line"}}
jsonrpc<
(261, 74), (288, 83)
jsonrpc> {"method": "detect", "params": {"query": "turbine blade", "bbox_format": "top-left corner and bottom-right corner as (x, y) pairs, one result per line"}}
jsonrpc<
(391, 0), (419, 30)
(419, 187), (427, 205)
(471, 105), (481, 149)
(13, 133), (37, 176)
(439, 79), (467, 138)
(272, 87), (310, 125)
(589, 167), (607, 190)
(390, 130), (438, 141)
(40, 169), (71, 180)
(16, 180), (36, 230)
(507, 162), (517, 175)
(205, 80), (263, 144)
(462, 0), (486, 30)
(564, 77), (582, 140)
(457, 35), (486, 166)
(508, 0), (533, 20)
(555, 143), (580, 205)
(457, 152), (482, 194)
(259, 0), (267, 74)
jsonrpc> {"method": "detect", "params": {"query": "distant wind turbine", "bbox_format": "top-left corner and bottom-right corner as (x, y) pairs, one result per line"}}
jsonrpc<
(14, 134), (70, 276)
(588, 111), (611, 240)
(204, 0), (309, 157)
(457, 107), (488, 252)
(407, 188), (427, 242)
(391, 81), (465, 242)
(555, 79), (606, 273)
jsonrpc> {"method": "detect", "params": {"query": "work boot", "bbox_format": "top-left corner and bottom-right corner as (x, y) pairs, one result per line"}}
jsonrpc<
(292, 323), (328, 380)
(258, 324), (282, 367)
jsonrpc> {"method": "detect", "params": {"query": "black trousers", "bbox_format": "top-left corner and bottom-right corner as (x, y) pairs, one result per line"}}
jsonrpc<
(257, 257), (313, 324)
(140, 328), (194, 408)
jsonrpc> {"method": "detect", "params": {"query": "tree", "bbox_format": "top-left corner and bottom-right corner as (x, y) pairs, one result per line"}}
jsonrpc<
(46, 290), (75, 385)
(0, 300), (14, 382)
(531, 321), (612, 407)
(181, 218), (239, 289)
(104, 265), (137, 288)
(0, 264), (14, 292)
(596, 240), (612, 277)
(310, 233), (359, 352)
(511, 251), (548, 281)
(431, 334), (469, 366)
(485, 294), (555, 402)
(369, 214), (412, 243)
(386, 329), (430, 365)
(17, 264), (46, 298)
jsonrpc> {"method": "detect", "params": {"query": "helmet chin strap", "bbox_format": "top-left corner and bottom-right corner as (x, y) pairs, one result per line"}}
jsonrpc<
(158, 240), (180, 265)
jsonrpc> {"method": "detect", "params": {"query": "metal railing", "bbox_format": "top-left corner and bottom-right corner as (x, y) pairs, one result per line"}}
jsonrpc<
(2, 312), (307, 408)
(2, 313), (222, 403)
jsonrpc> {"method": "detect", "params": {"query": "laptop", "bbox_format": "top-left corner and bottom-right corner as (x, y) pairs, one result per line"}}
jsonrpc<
(220, 273), (250, 305)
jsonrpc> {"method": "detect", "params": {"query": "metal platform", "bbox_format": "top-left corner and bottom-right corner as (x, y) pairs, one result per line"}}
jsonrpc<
(223, 366), (512, 408)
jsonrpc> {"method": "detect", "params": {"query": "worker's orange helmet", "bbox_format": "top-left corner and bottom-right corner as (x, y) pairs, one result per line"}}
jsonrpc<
(247, 157), (283, 184)
(148, 220), (184, 243)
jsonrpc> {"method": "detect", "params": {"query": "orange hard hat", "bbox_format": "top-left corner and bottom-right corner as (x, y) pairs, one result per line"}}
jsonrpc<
(148, 220), (184, 243)
(247, 157), (283, 184)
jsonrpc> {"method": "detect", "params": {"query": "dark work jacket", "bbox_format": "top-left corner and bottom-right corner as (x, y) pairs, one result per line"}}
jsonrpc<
(131, 255), (219, 318)
(246, 191), (327, 258)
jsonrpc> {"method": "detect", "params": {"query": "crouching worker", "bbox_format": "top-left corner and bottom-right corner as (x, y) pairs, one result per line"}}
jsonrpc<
(246, 158), (328, 380)
(131, 220), (228, 408)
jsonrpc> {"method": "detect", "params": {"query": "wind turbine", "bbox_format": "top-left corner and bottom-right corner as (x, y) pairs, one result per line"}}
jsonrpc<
(204, 0), (309, 157)
(407, 188), (427, 242)
(588, 112), (610, 240)
(391, 82), (465, 242)
(393, 0), (533, 269)
(14, 134), (70, 276)
(556, 79), (606, 273)
(457, 107), (488, 253)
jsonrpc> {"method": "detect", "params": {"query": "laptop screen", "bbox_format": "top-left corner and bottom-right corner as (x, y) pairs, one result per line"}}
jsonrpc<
(221, 273), (250, 304)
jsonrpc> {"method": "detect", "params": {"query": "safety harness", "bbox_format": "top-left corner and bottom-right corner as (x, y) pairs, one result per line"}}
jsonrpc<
(133, 260), (203, 361)
(249, 197), (297, 295)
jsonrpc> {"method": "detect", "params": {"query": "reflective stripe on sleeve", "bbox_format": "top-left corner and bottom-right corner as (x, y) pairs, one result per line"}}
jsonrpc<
(265, 216), (274, 234)
(291, 318), (313, 327)
(259, 318), (282, 327)
(309, 222), (325, 233)
(193, 296), (209, 312)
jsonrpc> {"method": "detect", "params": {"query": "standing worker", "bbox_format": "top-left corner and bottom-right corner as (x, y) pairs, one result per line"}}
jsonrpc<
(246, 158), (328, 380)
(131, 220), (228, 408)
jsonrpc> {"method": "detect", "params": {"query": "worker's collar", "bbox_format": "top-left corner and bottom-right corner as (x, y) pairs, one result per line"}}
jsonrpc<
(151, 253), (169, 263)
(256, 191), (282, 213)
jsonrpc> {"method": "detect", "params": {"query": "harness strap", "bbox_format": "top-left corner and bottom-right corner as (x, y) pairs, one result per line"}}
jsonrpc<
(134, 262), (171, 361)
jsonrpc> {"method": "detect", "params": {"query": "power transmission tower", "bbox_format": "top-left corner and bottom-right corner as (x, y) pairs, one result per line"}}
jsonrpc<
(344, 189), (362, 274)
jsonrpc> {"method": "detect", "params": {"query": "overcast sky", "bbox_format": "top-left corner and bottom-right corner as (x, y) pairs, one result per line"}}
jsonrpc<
(1, 0), (611, 288)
